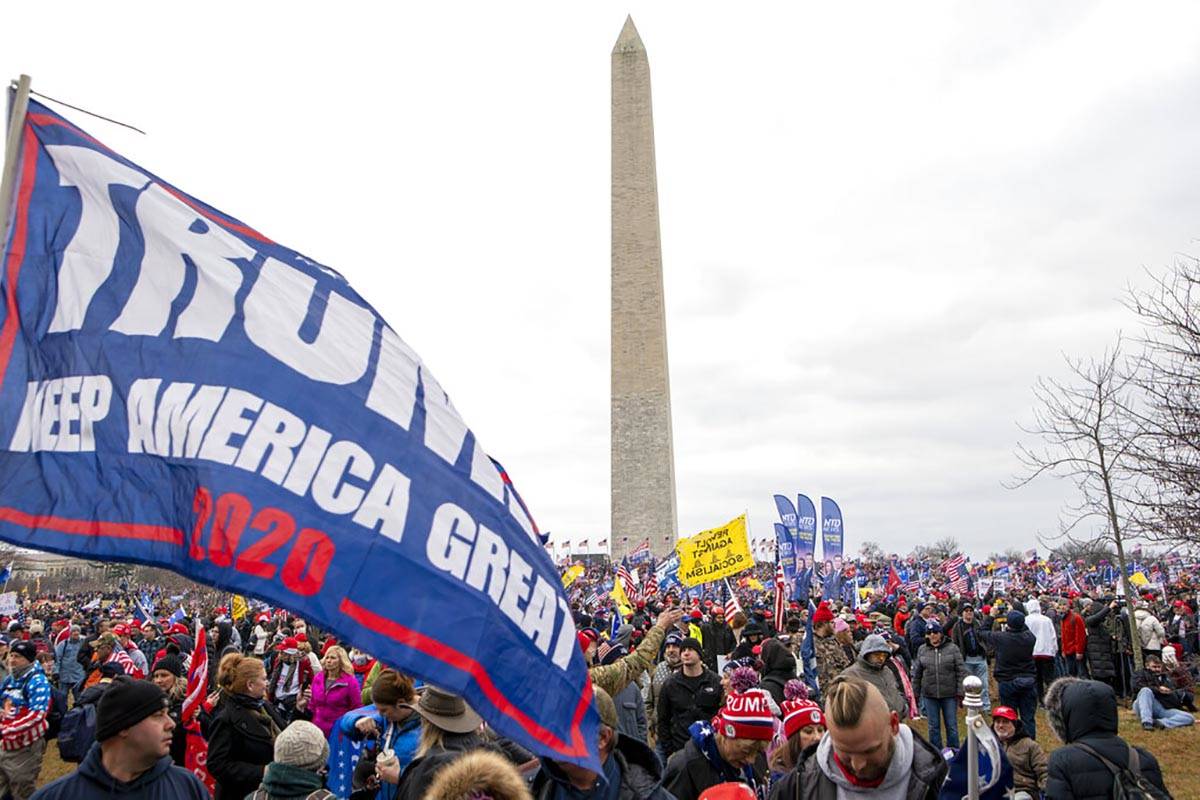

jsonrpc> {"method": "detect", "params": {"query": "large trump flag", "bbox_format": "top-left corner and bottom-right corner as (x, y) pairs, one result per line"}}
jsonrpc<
(0, 97), (598, 768)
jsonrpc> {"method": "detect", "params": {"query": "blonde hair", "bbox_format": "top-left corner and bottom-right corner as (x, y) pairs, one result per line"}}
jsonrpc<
(416, 719), (446, 758)
(824, 676), (875, 728)
(322, 645), (354, 677)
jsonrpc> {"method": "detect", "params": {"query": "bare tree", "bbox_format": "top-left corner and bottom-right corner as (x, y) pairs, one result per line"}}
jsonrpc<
(1045, 538), (1115, 568)
(1009, 341), (1146, 670)
(858, 541), (884, 563)
(1126, 257), (1200, 549)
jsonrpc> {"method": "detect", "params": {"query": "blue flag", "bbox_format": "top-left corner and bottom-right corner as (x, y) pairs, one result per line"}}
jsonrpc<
(0, 99), (597, 768)
(938, 721), (1014, 799)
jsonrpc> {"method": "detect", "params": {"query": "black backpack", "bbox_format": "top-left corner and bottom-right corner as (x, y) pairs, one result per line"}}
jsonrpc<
(44, 686), (69, 739)
(1073, 742), (1170, 800)
(56, 703), (97, 763)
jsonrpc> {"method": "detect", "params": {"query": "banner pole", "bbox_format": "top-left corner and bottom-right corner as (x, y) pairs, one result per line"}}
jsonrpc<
(0, 75), (32, 250)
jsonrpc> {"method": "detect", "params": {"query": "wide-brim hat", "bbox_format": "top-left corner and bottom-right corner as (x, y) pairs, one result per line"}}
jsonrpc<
(404, 686), (481, 734)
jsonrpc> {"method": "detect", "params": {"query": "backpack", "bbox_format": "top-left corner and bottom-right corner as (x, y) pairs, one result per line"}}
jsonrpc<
(44, 685), (69, 739)
(1073, 742), (1170, 800)
(56, 703), (97, 763)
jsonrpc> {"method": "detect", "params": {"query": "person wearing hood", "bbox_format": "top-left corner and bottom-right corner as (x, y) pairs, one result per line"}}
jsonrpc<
(910, 621), (967, 751)
(1022, 599), (1058, 704)
(840, 634), (908, 720)
(730, 620), (766, 662)
(1134, 602), (1167, 659)
(531, 684), (672, 800)
(248, 720), (335, 800)
(1044, 677), (1169, 799)
(663, 691), (771, 800)
(769, 676), (947, 800)
(1082, 598), (1119, 693)
(758, 638), (798, 707)
(30, 679), (207, 800)
(991, 705), (1046, 797)
(977, 610), (1038, 740)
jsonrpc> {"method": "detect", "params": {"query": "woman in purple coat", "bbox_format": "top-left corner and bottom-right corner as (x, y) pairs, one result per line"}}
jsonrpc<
(299, 645), (363, 737)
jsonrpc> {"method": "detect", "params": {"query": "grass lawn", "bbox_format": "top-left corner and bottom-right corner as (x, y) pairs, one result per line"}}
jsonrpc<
(909, 705), (1200, 800)
(31, 707), (1200, 798)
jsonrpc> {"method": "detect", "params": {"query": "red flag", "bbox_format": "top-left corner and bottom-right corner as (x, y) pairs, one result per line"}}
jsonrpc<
(182, 622), (214, 793)
(886, 562), (901, 597)
(53, 623), (70, 647)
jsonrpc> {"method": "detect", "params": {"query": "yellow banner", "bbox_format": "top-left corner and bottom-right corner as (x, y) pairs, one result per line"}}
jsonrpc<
(231, 594), (249, 621)
(676, 514), (754, 587)
(561, 564), (585, 588)
(1129, 571), (1149, 587)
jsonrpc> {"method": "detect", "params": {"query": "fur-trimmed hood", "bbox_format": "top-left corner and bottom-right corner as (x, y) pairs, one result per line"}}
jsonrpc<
(424, 749), (532, 800)
(1045, 677), (1117, 743)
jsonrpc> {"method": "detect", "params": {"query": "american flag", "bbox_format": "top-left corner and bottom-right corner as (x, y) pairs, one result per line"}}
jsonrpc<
(940, 554), (967, 577)
(774, 560), (787, 632)
(616, 560), (637, 603)
(643, 570), (658, 598)
(903, 580), (921, 596)
(578, 539), (589, 551)
(596, 538), (608, 549)
(630, 538), (650, 559)
(110, 647), (139, 677)
(723, 579), (743, 620)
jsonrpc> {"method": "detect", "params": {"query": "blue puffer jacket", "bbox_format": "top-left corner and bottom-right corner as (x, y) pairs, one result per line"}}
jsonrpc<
(54, 640), (85, 688)
(31, 742), (208, 800)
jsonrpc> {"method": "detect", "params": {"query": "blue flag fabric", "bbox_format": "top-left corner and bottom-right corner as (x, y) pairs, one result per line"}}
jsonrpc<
(795, 494), (817, 562)
(0, 99), (597, 768)
(938, 721), (1014, 799)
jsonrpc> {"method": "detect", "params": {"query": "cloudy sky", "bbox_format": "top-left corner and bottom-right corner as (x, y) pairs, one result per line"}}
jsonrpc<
(9, 3), (1200, 558)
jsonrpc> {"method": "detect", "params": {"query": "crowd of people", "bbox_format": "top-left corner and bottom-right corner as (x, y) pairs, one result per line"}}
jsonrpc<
(0, 566), (1188, 799)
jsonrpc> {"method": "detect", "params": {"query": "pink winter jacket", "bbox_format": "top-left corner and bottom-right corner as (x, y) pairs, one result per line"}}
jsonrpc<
(310, 671), (362, 737)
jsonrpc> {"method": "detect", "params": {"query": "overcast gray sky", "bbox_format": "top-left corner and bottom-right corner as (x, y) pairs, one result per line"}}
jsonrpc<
(10, 2), (1200, 558)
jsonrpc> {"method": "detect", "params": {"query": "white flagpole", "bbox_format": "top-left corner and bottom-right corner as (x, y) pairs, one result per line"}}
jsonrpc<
(0, 75), (32, 248)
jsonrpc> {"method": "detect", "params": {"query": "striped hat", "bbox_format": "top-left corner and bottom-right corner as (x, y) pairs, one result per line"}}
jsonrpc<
(713, 691), (775, 741)
(782, 699), (825, 739)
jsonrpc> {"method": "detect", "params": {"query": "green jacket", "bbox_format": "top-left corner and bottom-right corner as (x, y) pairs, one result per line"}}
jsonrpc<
(590, 625), (666, 698)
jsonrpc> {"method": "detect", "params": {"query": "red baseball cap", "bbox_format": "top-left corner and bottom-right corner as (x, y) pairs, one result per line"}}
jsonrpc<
(113, 623), (130, 636)
(276, 636), (299, 652)
(992, 706), (1018, 722)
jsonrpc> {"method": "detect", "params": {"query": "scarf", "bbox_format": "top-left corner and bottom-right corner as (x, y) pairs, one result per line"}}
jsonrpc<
(260, 762), (326, 799)
(235, 693), (282, 738)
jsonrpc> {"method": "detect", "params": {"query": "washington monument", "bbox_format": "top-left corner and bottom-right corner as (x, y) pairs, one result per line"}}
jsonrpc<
(611, 16), (679, 562)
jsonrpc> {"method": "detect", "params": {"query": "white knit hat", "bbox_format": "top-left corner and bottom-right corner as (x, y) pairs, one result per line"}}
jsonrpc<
(274, 721), (329, 771)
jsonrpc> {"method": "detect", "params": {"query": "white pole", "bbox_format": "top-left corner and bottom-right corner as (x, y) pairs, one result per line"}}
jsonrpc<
(0, 75), (32, 249)
(963, 675), (983, 800)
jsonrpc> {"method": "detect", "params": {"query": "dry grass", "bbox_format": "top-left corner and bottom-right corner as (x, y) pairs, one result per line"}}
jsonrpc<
(32, 709), (1200, 798)
(909, 706), (1200, 800)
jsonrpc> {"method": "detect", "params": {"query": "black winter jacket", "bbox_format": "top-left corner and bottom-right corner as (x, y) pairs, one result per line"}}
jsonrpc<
(978, 620), (1035, 682)
(656, 668), (723, 757)
(1045, 680), (1168, 800)
(205, 692), (286, 800)
(1083, 605), (1117, 679)
(30, 742), (208, 800)
(912, 640), (967, 699)
(663, 737), (766, 800)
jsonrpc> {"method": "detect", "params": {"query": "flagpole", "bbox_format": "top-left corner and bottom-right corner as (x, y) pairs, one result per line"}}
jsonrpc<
(0, 75), (32, 249)
(963, 675), (983, 800)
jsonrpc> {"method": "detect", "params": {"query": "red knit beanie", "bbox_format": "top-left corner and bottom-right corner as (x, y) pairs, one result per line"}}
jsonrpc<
(782, 699), (825, 739)
(812, 602), (834, 625)
(712, 691), (775, 741)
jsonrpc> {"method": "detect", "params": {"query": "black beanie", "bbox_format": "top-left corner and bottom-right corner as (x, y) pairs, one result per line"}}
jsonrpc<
(152, 654), (184, 678)
(96, 679), (168, 741)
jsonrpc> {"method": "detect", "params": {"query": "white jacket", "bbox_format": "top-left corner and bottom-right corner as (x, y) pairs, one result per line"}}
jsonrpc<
(1134, 608), (1165, 650)
(1024, 599), (1059, 658)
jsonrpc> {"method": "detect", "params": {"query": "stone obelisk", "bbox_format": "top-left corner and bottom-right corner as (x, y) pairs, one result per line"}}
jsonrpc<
(611, 16), (678, 562)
